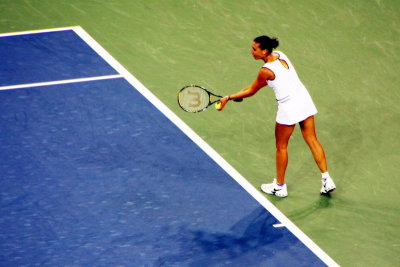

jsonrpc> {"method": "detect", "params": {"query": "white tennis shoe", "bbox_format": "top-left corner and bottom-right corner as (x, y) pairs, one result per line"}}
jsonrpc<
(261, 179), (288, 197)
(320, 177), (336, 194)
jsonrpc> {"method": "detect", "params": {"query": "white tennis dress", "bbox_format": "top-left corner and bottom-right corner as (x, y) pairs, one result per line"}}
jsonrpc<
(263, 51), (317, 125)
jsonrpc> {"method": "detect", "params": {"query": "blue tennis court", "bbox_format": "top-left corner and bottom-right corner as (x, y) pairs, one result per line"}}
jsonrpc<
(0, 27), (337, 266)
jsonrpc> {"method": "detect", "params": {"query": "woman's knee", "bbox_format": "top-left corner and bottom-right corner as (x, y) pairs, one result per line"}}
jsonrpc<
(302, 134), (318, 147)
(276, 141), (289, 151)
(303, 133), (318, 144)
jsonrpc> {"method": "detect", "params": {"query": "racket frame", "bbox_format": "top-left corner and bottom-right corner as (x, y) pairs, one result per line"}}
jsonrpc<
(177, 84), (243, 113)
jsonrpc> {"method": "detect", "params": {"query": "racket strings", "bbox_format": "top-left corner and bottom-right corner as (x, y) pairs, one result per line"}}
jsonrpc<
(178, 86), (210, 112)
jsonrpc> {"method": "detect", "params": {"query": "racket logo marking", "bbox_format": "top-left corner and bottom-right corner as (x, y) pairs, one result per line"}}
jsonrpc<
(187, 90), (201, 108)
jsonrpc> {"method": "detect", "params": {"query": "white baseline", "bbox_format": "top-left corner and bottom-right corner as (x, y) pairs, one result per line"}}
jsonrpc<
(0, 75), (123, 91)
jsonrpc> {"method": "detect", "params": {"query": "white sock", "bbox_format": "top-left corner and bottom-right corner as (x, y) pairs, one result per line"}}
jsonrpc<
(322, 171), (330, 180)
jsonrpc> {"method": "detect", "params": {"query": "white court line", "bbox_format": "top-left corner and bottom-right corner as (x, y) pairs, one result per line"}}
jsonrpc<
(0, 75), (123, 91)
(1, 26), (339, 267)
(0, 26), (78, 37)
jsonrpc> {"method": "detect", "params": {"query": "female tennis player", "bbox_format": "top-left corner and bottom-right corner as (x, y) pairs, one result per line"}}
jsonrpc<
(217, 35), (336, 197)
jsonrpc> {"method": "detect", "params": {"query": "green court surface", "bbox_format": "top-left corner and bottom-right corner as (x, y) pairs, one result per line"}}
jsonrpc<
(1, 0), (399, 266)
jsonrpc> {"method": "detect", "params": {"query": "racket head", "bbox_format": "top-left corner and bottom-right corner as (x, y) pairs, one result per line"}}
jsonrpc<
(178, 85), (217, 113)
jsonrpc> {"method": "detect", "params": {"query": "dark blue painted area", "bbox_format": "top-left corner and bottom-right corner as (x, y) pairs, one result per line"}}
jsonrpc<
(0, 30), (118, 86)
(0, 79), (325, 266)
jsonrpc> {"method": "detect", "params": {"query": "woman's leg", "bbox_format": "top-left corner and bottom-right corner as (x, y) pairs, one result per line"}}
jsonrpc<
(275, 122), (296, 185)
(299, 116), (328, 173)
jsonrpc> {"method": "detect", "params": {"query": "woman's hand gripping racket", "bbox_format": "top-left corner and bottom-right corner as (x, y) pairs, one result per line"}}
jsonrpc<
(177, 85), (242, 113)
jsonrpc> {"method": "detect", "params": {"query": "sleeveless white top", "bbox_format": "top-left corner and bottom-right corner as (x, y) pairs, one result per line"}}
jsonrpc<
(263, 51), (317, 125)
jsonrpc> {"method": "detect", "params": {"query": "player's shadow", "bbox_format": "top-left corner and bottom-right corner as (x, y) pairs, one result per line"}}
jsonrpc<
(284, 194), (334, 222)
(156, 207), (289, 266)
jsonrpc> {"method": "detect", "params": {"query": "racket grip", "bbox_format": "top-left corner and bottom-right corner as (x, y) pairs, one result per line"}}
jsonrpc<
(233, 98), (243, 102)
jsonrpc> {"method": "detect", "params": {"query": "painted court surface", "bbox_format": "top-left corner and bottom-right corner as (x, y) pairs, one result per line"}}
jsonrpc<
(0, 28), (338, 266)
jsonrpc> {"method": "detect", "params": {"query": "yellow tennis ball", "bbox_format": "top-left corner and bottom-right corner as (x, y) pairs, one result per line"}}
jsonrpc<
(215, 102), (222, 110)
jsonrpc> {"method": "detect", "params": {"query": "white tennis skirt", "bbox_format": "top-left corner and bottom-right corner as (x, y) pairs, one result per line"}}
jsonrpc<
(276, 94), (318, 125)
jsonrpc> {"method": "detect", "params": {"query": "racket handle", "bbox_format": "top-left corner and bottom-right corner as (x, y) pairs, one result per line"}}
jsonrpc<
(233, 98), (243, 102)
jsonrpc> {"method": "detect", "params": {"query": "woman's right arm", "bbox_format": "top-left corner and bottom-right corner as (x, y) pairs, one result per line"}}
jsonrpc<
(217, 67), (274, 111)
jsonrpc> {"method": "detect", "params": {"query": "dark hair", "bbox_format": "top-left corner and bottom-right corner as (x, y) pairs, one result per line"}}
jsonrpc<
(253, 35), (279, 53)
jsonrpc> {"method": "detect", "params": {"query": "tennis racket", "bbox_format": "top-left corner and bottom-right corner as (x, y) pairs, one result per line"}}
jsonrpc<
(177, 85), (242, 113)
